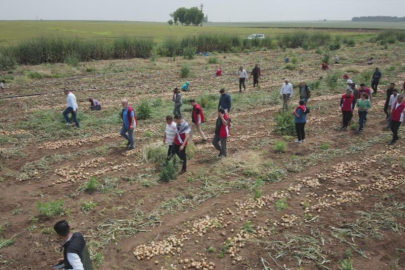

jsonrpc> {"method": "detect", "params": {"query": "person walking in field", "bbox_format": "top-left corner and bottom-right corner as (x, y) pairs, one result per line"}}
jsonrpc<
(212, 108), (231, 158)
(238, 67), (248, 92)
(189, 99), (207, 142)
(172, 88), (182, 118)
(387, 88), (399, 129)
(181, 81), (190, 92)
(53, 220), (93, 270)
(299, 81), (311, 105)
(340, 89), (356, 130)
(120, 99), (137, 150)
(359, 84), (372, 101)
(218, 88), (232, 114)
(280, 79), (293, 111)
(88, 98), (101, 111)
(0, 80), (5, 93)
(390, 95), (405, 145)
(343, 73), (350, 80)
(371, 67), (382, 94)
(163, 115), (177, 157)
(356, 93), (371, 134)
(294, 100), (307, 143)
(384, 83), (396, 120)
(251, 64), (261, 88)
(167, 114), (191, 174)
(63, 90), (80, 128)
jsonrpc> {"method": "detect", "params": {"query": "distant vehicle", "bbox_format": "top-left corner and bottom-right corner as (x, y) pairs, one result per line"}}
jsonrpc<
(246, 34), (265, 40)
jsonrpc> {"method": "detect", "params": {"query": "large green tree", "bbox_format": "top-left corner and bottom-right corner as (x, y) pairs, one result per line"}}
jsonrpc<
(171, 7), (204, 26)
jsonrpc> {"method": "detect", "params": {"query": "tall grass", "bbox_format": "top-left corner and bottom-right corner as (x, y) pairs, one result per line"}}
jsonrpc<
(278, 32), (331, 48)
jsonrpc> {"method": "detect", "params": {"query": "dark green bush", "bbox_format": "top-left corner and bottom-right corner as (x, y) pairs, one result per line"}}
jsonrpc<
(274, 113), (296, 136)
(183, 47), (196, 59)
(181, 64), (191, 78)
(137, 100), (152, 120)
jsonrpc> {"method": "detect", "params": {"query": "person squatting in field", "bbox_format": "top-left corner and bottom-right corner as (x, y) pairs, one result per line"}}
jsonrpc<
(167, 114), (191, 174)
(251, 64), (261, 88)
(172, 87), (182, 118)
(340, 89), (356, 130)
(53, 220), (93, 270)
(189, 99), (207, 142)
(120, 99), (137, 150)
(218, 88), (232, 114)
(164, 115), (177, 157)
(280, 79), (293, 111)
(63, 90), (80, 127)
(182, 81), (190, 92)
(294, 100), (307, 143)
(356, 93), (371, 134)
(238, 67), (248, 92)
(212, 108), (231, 158)
(390, 95), (405, 145)
(88, 98), (101, 111)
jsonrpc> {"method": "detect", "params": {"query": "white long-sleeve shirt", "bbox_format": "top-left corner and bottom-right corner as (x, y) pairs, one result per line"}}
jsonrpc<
(238, 70), (248, 79)
(389, 94), (398, 108)
(280, 83), (293, 97)
(67, 93), (78, 111)
(394, 102), (405, 122)
(66, 253), (84, 270)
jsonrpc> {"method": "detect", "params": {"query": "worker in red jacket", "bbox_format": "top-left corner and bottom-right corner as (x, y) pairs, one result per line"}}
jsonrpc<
(390, 95), (405, 145)
(212, 108), (231, 158)
(189, 99), (207, 142)
(340, 90), (356, 130)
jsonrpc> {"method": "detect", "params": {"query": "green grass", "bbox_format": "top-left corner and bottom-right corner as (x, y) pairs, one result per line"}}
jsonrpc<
(274, 141), (287, 153)
(82, 177), (100, 193)
(275, 197), (288, 211)
(36, 199), (65, 217)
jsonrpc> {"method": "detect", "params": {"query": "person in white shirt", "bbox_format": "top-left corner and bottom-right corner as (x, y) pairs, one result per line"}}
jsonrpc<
(164, 115), (177, 157)
(387, 89), (399, 129)
(280, 79), (293, 111)
(63, 90), (80, 127)
(0, 80), (5, 93)
(238, 67), (248, 92)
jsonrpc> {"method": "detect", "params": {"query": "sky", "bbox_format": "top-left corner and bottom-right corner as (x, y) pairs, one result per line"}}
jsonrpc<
(1, 0), (404, 22)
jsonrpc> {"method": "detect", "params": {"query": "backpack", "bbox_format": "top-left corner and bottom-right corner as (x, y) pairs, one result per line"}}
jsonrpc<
(304, 107), (310, 114)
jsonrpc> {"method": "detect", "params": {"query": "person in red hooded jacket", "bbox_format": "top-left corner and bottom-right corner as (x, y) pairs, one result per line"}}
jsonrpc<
(340, 90), (356, 130)
(189, 99), (207, 142)
(212, 108), (231, 158)
(390, 95), (405, 145)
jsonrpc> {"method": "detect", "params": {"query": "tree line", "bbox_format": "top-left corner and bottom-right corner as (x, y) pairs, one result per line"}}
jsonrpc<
(352, 16), (405, 22)
(168, 7), (205, 26)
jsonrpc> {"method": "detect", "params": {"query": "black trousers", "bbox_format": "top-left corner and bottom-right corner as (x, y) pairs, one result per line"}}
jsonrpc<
(167, 145), (173, 157)
(168, 144), (187, 170)
(295, 123), (306, 141)
(239, 78), (246, 91)
(253, 76), (259, 87)
(91, 105), (101, 111)
(391, 120), (401, 142)
(384, 102), (390, 119)
(342, 111), (353, 128)
(371, 81), (379, 94)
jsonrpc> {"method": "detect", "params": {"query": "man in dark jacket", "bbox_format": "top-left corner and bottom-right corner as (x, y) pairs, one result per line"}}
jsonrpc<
(384, 83), (396, 120)
(53, 220), (93, 270)
(371, 67), (382, 94)
(218, 89), (232, 113)
(251, 64), (261, 88)
(298, 81), (311, 105)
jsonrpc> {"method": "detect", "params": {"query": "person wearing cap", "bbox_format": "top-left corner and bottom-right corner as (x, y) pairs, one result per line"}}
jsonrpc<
(218, 88), (232, 114)
(238, 67), (248, 92)
(172, 87), (182, 118)
(189, 99), (207, 142)
(371, 67), (382, 94)
(346, 79), (353, 90)
(356, 93), (371, 134)
(340, 89), (356, 130)
(212, 108), (231, 158)
(390, 95), (405, 145)
(181, 82), (190, 92)
(298, 81), (311, 105)
(53, 220), (93, 270)
(88, 98), (101, 111)
(251, 64), (261, 88)
(63, 90), (80, 127)
(387, 89), (399, 129)
(384, 83), (396, 120)
(280, 79), (293, 111)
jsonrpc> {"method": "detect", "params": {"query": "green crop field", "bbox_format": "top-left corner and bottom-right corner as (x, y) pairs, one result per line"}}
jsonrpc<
(0, 20), (392, 46)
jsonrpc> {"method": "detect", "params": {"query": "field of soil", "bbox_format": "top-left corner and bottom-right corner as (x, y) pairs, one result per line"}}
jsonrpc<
(1, 39), (405, 270)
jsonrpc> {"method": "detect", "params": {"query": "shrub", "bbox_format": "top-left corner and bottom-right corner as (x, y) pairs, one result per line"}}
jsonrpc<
(0, 51), (17, 70)
(208, 57), (218, 64)
(151, 97), (163, 107)
(322, 53), (331, 64)
(64, 54), (80, 67)
(320, 142), (330, 150)
(27, 72), (44, 79)
(274, 113), (295, 136)
(81, 201), (97, 213)
(315, 48), (323, 55)
(350, 123), (359, 130)
(158, 38), (183, 57)
(253, 178), (264, 200)
(137, 99), (152, 120)
(275, 197), (288, 211)
(37, 200), (64, 217)
(325, 71), (343, 89)
(187, 143), (196, 160)
(142, 143), (167, 164)
(183, 47), (196, 60)
(82, 177), (100, 193)
(274, 141), (287, 153)
(159, 159), (179, 182)
(291, 57), (298, 64)
(181, 64), (191, 78)
(329, 42), (341, 51)
(284, 64), (296, 70)
(198, 93), (217, 109)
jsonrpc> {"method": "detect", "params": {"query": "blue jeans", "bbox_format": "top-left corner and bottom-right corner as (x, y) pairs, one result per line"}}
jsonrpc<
(63, 107), (80, 127)
(120, 126), (134, 148)
(301, 97), (309, 105)
(358, 111), (368, 131)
